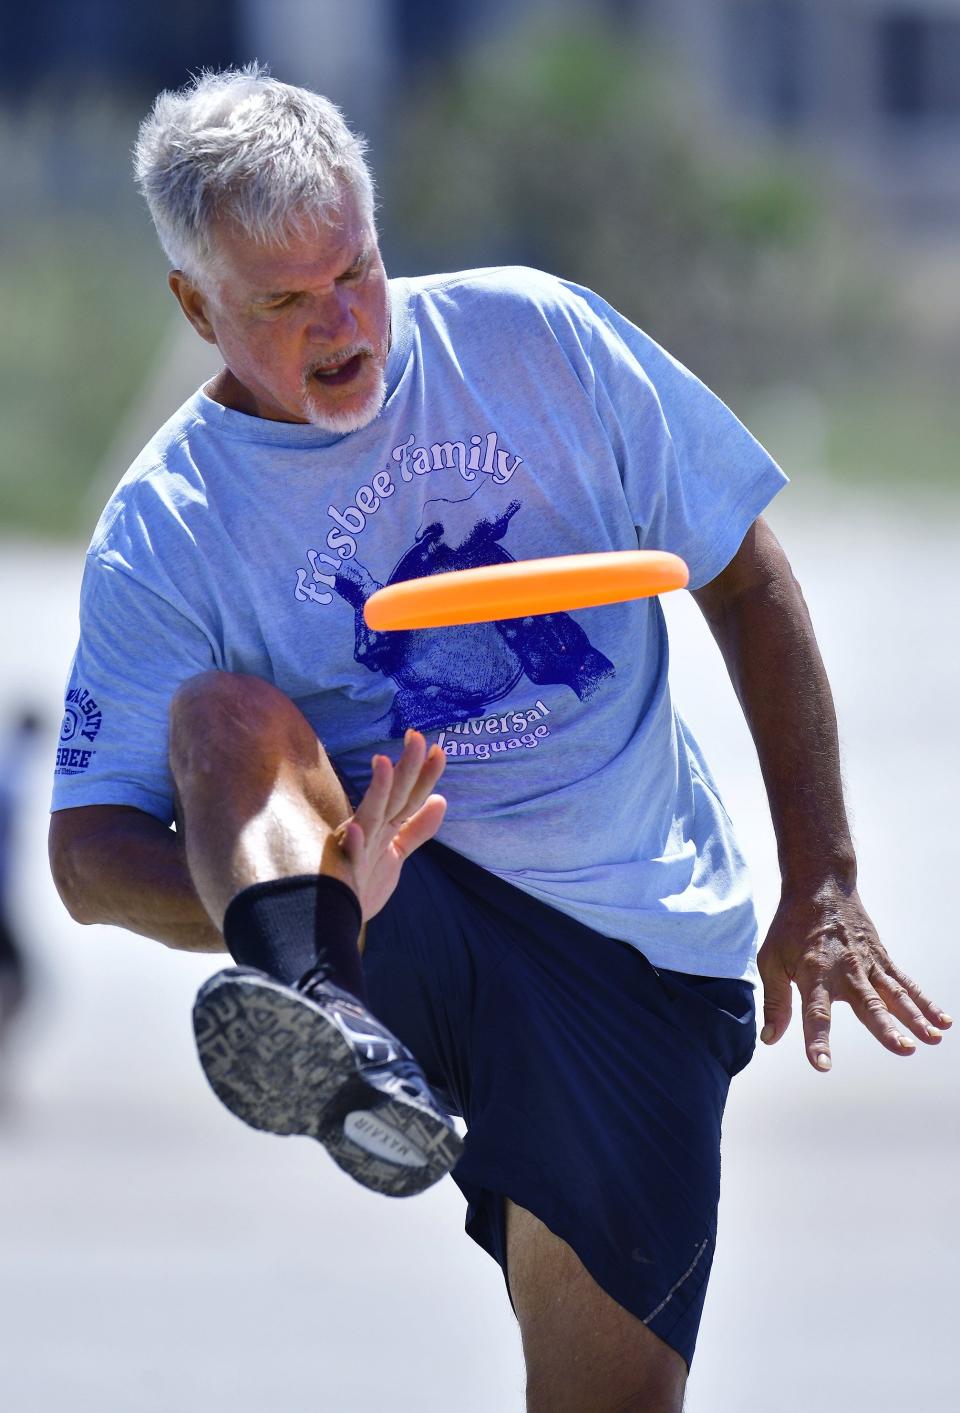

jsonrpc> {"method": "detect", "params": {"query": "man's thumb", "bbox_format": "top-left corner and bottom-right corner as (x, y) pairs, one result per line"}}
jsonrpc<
(760, 974), (793, 1045)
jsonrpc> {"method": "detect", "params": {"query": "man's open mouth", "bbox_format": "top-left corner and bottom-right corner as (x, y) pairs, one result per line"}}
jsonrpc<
(310, 353), (365, 387)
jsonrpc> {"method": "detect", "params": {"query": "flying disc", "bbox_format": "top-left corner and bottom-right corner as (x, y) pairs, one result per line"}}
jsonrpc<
(363, 550), (689, 630)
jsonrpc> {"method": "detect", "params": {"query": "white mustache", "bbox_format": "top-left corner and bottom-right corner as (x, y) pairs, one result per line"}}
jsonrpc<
(305, 344), (373, 378)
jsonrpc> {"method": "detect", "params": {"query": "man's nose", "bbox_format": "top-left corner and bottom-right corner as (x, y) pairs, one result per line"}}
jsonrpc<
(304, 290), (357, 344)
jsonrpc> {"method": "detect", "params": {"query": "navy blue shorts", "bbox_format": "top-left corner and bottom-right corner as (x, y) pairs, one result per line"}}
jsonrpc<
(363, 840), (756, 1369)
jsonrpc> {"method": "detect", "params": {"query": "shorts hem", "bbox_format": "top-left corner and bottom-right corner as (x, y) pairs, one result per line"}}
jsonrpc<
(456, 1150), (709, 1370)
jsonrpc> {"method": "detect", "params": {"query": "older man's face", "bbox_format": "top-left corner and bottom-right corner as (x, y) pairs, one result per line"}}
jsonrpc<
(190, 184), (391, 432)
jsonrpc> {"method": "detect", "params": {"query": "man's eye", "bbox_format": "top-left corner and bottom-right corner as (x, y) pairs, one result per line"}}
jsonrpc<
(341, 258), (369, 283)
(263, 295), (296, 311)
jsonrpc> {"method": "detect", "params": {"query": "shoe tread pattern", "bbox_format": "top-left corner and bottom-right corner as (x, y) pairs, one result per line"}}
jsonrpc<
(193, 969), (462, 1198)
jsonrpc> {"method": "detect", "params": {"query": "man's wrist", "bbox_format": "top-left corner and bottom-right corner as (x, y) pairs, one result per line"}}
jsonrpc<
(779, 848), (858, 899)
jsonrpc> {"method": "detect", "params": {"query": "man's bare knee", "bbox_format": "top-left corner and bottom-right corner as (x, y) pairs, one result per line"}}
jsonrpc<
(169, 670), (353, 838)
(169, 671), (320, 782)
(167, 673), (358, 921)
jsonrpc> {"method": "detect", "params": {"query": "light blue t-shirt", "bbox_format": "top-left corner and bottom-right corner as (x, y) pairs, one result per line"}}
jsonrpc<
(52, 266), (786, 982)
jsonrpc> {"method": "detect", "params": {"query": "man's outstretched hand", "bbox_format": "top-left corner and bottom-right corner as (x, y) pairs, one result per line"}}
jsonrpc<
(327, 729), (447, 922)
(758, 885), (952, 1071)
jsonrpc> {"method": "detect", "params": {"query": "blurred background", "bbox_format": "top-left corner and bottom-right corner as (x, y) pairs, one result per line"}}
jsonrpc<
(1, 2), (957, 1410)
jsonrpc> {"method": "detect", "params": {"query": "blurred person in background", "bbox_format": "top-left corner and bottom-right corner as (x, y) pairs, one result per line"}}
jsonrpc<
(47, 67), (950, 1413)
(0, 710), (43, 1044)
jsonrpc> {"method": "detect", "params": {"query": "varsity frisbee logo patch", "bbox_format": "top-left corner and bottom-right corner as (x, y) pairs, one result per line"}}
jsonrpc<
(55, 685), (102, 774)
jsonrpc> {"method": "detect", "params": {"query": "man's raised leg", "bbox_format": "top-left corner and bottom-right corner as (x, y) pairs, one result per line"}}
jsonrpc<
(170, 670), (462, 1195)
(168, 670), (445, 949)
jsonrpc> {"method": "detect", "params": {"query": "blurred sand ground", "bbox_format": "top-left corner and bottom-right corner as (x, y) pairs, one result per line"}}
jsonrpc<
(1, 476), (957, 1412)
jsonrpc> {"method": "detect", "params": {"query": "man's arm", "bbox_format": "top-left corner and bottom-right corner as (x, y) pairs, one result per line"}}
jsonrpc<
(49, 805), (225, 952)
(691, 517), (950, 1069)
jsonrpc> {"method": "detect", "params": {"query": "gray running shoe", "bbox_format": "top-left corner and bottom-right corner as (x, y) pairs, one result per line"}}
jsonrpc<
(192, 967), (462, 1197)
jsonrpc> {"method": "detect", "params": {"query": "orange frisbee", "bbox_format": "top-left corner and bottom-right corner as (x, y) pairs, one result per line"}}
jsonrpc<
(363, 550), (689, 630)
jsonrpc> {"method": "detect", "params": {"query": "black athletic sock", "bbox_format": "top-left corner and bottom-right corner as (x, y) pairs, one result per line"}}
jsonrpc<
(222, 875), (366, 1000)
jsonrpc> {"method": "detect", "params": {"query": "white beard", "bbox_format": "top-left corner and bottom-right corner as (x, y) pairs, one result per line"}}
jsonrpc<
(300, 366), (387, 435)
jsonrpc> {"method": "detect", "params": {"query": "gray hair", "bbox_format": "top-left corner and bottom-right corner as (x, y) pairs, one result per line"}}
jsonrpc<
(133, 63), (376, 284)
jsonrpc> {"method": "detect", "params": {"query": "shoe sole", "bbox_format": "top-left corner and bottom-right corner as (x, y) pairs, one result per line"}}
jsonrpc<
(192, 971), (463, 1198)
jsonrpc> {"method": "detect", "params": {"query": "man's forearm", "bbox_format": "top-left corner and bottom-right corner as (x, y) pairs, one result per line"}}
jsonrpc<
(695, 543), (856, 893)
(49, 805), (226, 953)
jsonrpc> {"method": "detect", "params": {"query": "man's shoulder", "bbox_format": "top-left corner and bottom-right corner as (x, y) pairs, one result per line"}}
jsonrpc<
(89, 391), (212, 558)
(401, 265), (593, 323)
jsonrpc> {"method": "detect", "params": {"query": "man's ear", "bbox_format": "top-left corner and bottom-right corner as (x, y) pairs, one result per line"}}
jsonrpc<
(168, 270), (218, 345)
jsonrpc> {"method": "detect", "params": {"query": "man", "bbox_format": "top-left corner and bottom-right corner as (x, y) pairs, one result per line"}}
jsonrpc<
(48, 66), (949, 1413)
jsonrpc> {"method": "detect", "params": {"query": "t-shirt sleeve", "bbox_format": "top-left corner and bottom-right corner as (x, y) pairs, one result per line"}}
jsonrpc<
(51, 551), (218, 822)
(572, 283), (788, 588)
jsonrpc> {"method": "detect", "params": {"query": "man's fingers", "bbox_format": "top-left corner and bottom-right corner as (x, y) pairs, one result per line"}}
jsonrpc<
(391, 743), (446, 826)
(846, 972), (919, 1057)
(391, 794), (447, 859)
(383, 729), (428, 820)
(883, 962), (952, 1034)
(800, 980), (833, 1072)
(758, 964), (793, 1045)
(871, 968), (944, 1045)
(351, 737), (446, 858)
(352, 752), (394, 834)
